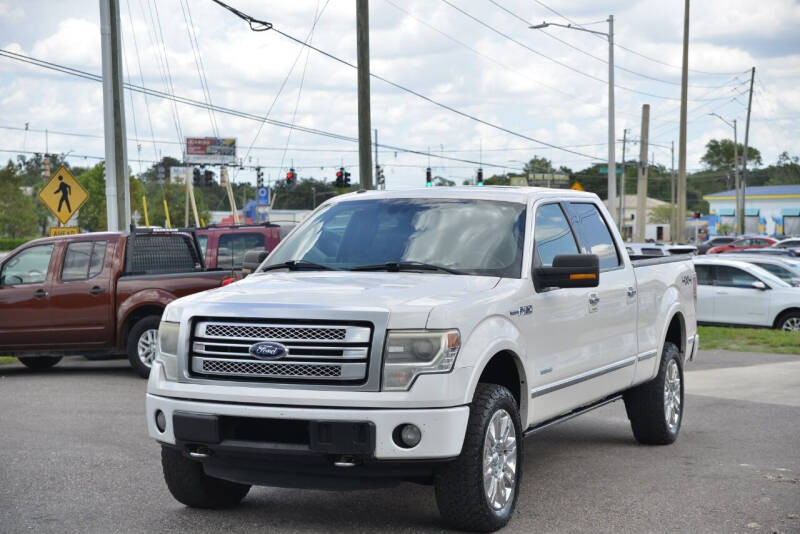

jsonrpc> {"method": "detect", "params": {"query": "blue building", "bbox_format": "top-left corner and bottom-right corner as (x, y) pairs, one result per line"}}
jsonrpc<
(703, 185), (800, 236)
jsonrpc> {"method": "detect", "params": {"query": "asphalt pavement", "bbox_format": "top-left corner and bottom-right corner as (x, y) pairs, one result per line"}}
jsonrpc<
(1, 350), (798, 533)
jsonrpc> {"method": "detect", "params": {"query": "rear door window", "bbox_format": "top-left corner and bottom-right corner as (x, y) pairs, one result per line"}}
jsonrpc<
(217, 233), (265, 269)
(694, 264), (713, 285)
(568, 202), (621, 270)
(533, 203), (579, 267)
(62, 241), (107, 281)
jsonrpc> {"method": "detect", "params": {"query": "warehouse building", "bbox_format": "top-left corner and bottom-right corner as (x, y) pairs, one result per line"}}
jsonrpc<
(703, 185), (800, 236)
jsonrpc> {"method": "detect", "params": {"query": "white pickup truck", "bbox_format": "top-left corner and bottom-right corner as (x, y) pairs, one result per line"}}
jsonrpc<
(147, 187), (698, 531)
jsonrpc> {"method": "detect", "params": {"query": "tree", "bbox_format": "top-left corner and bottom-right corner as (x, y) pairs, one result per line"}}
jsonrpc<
(433, 176), (455, 187)
(700, 138), (762, 171)
(76, 162), (148, 231)
(271, 178), (339, 210)
(523, 156), (556, 175)
(0, 162), (38, 237)
(648, 204), (674, 224)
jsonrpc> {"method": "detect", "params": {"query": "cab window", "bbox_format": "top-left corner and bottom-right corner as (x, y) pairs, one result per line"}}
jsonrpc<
(568, 202), (621, 270)
(217, 233), (265, 269)
(533, 203), (578, 267)
(62, 241), (107, 281)
(0, 244), (54, 285)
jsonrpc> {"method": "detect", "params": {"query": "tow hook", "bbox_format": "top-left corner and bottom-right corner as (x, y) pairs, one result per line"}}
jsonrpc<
(188, 446), (212, 460)
(333, 455), (358, 468)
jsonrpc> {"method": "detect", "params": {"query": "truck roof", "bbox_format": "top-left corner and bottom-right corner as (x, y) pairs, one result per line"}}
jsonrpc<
(328, 186), (598, 204)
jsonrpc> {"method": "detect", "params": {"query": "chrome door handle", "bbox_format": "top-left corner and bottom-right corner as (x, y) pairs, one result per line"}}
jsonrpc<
(588, 294), (600, 305)
(33, 288), (48, 299)
(626, 287), (637, 297)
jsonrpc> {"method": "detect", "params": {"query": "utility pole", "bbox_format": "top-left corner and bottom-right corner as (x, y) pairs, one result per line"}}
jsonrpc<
(356, 0), (373, 190)
(671, 140), (676, 241)
(619, 128), (627, 234)
(374, 128), (380, 189)
(607, 14), (617, 227)
(676, 0), (690, 244)
(99, 0), (130, 231)
(635, 104), (650, 243)
(741, 66), (755, 234)
(733, 119), (742, 234)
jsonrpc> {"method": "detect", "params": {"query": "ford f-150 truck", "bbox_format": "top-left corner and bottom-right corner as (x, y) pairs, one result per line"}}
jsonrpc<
(146, 188), (698, 531)
(0, 229), (235, 377)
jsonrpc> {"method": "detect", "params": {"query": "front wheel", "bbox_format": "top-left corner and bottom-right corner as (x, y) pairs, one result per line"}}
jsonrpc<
(18, 356), (62, 370)
(434, 383), (522, 532)
(161, 447), (250, 508)
(776, 311), (800, 332)
(624, 342), (684, 445)
(126, 315), (161, 378)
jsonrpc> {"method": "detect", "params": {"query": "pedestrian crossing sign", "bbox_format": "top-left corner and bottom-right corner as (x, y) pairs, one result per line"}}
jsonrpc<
(38, 166), (88, 225)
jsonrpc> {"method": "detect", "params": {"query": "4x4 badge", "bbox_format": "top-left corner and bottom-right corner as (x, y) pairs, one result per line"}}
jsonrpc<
(510, 305), (533, 317)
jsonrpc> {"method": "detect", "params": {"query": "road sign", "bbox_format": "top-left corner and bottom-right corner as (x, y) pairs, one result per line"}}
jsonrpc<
(598, 166), (623, 175)
(49, 226), (79, 237)
(257, 187), (269, 205)
(570, 181), (585, 191)
(38, 166), (88, 225)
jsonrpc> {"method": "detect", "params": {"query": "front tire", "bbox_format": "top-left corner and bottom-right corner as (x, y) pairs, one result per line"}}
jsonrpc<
(161, 447), (250, 508)
(126, 315), (162, 378)
(776, 311), (800, 332)
(624, 342), (684, 445)
(18, 356), (62, 370)
(434, 383), (522, 532)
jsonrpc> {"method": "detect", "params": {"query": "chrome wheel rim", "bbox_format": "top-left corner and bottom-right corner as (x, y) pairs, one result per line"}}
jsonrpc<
(137, 329), (158, 367)
(782, 317), (800, 332)
(663, 359), (682, 433)
(482, 409), (517, 511)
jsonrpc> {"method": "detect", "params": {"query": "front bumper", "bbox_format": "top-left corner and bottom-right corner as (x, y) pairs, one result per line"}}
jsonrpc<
(146, 393), (469, 461)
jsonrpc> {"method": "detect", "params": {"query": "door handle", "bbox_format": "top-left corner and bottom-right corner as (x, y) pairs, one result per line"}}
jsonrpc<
(33, 288), (48, 299)
(89, 286), (105, 295)
(626, 286), (637, 297)
(588, 294), (600, 306)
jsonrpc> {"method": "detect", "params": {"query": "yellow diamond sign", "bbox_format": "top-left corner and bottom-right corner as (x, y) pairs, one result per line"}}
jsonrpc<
(38, 166), (88, 225)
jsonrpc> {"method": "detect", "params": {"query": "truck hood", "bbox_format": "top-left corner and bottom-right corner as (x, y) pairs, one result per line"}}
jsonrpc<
(173, 271), (501, 328)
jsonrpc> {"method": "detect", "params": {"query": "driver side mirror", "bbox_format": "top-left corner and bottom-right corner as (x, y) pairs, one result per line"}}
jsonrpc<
(242, 249), (270, 276)
(534, 254), (600, 291)
(751, 280), (768, 290)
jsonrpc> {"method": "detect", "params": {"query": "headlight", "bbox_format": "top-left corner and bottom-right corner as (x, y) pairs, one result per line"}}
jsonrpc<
(158, 321), (179, 355)
(382, 330), (460, 391)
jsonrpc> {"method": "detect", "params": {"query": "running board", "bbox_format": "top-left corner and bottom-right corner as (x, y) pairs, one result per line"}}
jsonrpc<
(523, 393), (623, 437)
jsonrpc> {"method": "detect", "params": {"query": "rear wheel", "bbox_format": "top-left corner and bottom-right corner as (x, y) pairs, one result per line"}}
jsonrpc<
(434, 383), (522, 532)
(18, 356), (62, 370)
(126, 315), (161, 378)
(161, 447), (250, 508)
(776, 311), (800, 332)
(624, 342), (684, 445)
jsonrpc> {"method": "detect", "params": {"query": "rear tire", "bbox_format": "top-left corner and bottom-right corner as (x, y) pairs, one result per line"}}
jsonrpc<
(624, 342), (684, 445)
(434, 383), (522, 532)
(18, 356), (62, 370)
(126, 315), (161, 378)
(161, 447), (250, 508)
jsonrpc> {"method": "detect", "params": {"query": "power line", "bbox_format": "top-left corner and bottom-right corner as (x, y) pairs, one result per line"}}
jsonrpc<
(125, 0), (160, 162)
(439, 0), (729, 102)
(210, 0), (604, 161)
(0, 48), (530, 171)
(530, 0), (746, 77)
(179, 0), (219, 136)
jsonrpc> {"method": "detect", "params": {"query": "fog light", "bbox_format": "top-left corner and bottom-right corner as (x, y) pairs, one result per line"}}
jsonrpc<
(393, 423), (421, 448)
(155, 410), (166, 433)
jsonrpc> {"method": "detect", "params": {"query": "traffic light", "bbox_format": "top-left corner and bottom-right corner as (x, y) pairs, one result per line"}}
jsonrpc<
(477, 168), (484, 186)
(344, 169), (351, 187)
(192, 167), (201, 187)
(425, 167), (432, 187)
(256, 167), (264, 188)
(376, 165), (385, 189)
(335, 167), (344, 187)
(203, 170), (214, 186)
(286, 168), (297, 187)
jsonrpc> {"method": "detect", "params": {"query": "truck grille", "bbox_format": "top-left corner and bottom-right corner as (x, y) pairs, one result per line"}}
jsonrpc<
(190, 320), (372, 383)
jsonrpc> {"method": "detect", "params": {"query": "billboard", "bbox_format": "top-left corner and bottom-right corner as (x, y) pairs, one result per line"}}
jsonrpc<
(185, 137), (237, 164)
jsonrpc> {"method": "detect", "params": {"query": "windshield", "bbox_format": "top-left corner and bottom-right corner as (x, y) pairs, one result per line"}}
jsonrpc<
(263, 198), (527, 277)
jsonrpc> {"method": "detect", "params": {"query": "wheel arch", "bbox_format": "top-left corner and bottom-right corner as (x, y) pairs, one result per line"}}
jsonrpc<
(118, 304), (165, 350)
(773, 307), (800, 329)
(473, 350), (529, 427)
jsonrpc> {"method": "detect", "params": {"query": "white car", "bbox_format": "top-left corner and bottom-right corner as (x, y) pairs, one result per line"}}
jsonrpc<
(708, 254), (800, 287)
(147, 187), (698, 531)
(693, 257), (800, 331)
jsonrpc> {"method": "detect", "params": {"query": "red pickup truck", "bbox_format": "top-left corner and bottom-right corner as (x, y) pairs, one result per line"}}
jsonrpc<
(195, 224), (281, 270)
(0, 229), (234, 377)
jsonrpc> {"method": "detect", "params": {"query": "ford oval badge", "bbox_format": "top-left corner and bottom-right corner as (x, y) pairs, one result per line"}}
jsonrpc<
(249, 341), (289, 360)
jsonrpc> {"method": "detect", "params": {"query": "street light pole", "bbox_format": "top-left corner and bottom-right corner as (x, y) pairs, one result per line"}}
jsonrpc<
(710, 113), (742, 234)
(530, 16), (616, 226)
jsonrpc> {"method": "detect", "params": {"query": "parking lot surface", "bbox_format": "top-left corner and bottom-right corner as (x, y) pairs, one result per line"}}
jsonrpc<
(1, 350), (798, 533)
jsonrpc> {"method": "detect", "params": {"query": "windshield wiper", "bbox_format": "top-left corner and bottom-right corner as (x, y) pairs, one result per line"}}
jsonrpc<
(350, 261), (465, 274)
(261, 260), (339, 272)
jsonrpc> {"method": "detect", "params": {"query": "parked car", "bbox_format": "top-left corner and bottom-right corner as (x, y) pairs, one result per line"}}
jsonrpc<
(707, 236), (778, 254)
(146, 187), (698, 531)
(195, 224), (281, 270)
(707, 254), (800, 287)
(696, 236), (736, 254)
(0, 229), (236, 377)
(734, 247), (799, 257)
(774, 237), (800, 250)
(693, 257), (800, 330)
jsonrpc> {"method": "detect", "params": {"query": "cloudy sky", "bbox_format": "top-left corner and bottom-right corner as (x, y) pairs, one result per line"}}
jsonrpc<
(1, 0), (799, 190)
